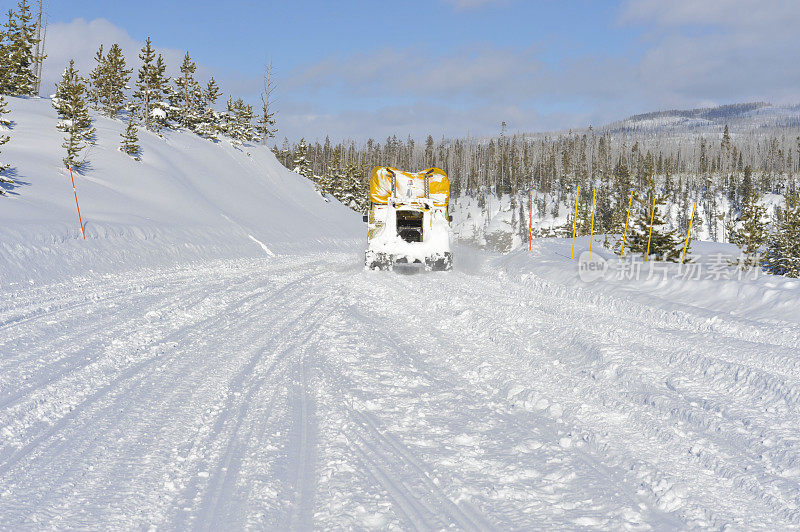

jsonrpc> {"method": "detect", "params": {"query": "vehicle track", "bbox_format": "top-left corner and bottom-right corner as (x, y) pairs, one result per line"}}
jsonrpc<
(1, 252), (798, 529)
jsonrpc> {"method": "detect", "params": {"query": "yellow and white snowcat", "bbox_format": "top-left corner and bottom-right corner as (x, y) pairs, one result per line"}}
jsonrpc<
(363, 166), (453, 271)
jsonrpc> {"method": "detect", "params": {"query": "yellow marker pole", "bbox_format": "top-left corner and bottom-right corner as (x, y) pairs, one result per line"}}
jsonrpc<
(571, 185), (580, 259)
(645, 196), (656, 262)
(620, 191), (634, 258)
(682, 202), (696, 263)
(589, 189), (596, 258)
(529, 190), (533, 251)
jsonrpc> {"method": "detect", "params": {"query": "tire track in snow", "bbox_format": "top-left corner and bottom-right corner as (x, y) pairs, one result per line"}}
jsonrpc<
(185, 286), (339, 530)
(346, 431), (435, 532)
(327, 296), (663, 529)
(353, 410), (493, 531)
(0, 262), (276, 406)
(413, 268), (800, 528)
(310, 284), (510, 530)
(0, 285), (216, 412)
(0, 263), (336, 528)
(3, 250), (799, 529)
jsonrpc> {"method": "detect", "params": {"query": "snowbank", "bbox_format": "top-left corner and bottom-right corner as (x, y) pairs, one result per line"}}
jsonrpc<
(496, 236), (800, 325)
(0, 97), (362, 286)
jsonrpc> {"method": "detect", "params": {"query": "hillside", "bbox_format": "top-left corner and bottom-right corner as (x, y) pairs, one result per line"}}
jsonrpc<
(0, 97), (362, 284)
(602, 102), (800, 135)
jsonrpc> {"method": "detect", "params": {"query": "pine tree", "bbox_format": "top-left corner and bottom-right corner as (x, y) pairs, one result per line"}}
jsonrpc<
(171, 52), (202, 130)
(100, 43), (132, 118)
(132, 38), (156, 130)
(87, 44), (104, 109)
(517, 193), (528, 244)
(730, 191), (769, 269)
(763, 194), (800, 277)
(195, 76), (222, 140)
(722, 124), (731, 151)
(626, 193), (684, 261)
(273, 138), (292, 167)
(337, 162), (365, 211)
(575, 188), (593, 235)
(53, 60), (94, 169)
(318, 146), (342, 196)
(150, 54), (170, 130)
(739, 165), (754, 203)
(0, 11), (11, 93)
(3, 1), (41, 96)
(221, 96), (256, 144)
(119, 114), (140, 159)
(292, 138), (312, 178)
(0, 94), (12, 193)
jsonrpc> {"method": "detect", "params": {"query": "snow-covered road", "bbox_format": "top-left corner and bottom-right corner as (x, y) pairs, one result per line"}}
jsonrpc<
(2, 248), (799, 530)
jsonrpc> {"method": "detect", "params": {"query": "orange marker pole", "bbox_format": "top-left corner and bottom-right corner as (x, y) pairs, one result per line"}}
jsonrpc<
(529, 190), (533, 251)
(571, 185), (580, 259)
(589, 189), (596, 258)
(682, 202), (696, 263)
(620, 191), (633, 258)
(645, 196), (656, 261)
(69, 166), (86, 240)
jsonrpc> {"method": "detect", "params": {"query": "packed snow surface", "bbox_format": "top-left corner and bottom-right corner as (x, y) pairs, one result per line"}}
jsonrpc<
(2, 98), (800, 529)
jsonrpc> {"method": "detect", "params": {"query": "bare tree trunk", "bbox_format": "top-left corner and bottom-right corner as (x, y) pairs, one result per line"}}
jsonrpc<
(261, 60), (276, 145)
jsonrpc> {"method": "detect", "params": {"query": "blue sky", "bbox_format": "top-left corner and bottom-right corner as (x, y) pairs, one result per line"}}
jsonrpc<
(40, 0), (800, 142)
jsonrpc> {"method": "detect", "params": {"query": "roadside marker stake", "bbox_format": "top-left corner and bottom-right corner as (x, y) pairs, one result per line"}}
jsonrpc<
(529, 190), (533, 251)
(571, 185), (579, 259)
(645, 196), (656, 261)
(69, 166), (86, 240)
(589, 189), (596, 258)
(620, 191), (633, 258)
(682, 202), (696, 263)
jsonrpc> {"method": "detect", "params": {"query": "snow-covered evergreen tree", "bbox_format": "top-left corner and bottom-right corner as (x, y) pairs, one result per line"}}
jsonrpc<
(100, 44), (132, 118)
(53, 60), (95, 169)
(171, 52), (202, 130)
(195, 77), (222, 140)
(119, 114), (140, 160)
(87, 44), (104, 110)
(221, 96), (256, 144)
(763, 194), (800, 277)
(292, 138), (312, 178)
(150, 54), (171, 131)
(0, 94), (12, 193)
(626, 193), (684, 261)
(518, 193), (529, 244)
(333, 162), (366, 211)
(0, 12), (10, 92)
(318, 158), (335, 197)
(575, 188), (594, 236)
(132, 38), (157, 130)
(272, 139), (292, 168)
(1, 1), (41, 96)
(730, 192), (769, 269)
(318, 146), (344, 196)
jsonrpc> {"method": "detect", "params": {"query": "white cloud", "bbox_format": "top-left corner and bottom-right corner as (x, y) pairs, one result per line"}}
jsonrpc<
(278, 43), (642, 141)
(619, 0), (800, 107)
(619, 0), (800, 31)
(285, 45), (544, 103)
(277, 0), (800, 141)
(36, 7), (800, 144)
(276, 99), (599, 144)
(40, 18), (254, 99)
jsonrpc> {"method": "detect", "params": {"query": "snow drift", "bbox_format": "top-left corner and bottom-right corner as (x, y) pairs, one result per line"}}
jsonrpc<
(0, 97), (362, 285)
